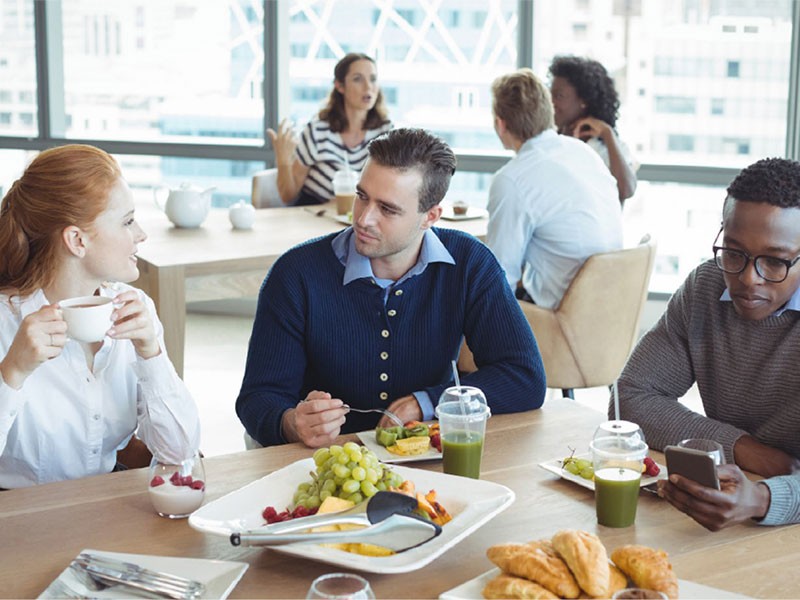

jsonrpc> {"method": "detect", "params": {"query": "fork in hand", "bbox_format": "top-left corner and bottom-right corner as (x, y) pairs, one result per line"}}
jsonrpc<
(344, 406), (405, 428)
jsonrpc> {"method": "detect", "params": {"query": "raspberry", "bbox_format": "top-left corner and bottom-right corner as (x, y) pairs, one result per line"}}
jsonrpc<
(644, 456), (661, 477)
(169, 471), (181, 485)
(180, 475), (193, 486)
(262, 506), (279, 522)
(150, 476), (165, 487)
(190, 480), (205, 490)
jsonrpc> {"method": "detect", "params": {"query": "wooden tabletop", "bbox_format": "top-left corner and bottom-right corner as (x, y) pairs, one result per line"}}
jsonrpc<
(1, 398), (796, 599)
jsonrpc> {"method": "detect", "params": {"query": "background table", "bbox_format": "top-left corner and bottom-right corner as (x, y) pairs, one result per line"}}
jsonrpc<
(2, 398), (797, 598)
(133, 204), (487, 377)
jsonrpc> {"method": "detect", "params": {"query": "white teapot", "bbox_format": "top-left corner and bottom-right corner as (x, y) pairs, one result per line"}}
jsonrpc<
(154, 182), (215, 228)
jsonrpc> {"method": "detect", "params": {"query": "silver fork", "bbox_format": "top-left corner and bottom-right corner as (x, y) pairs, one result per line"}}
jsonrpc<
(345, 406), (405, 427)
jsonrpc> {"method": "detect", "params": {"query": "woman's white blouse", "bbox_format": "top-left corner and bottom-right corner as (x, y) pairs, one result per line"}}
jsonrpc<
(0, 285), (201, 488)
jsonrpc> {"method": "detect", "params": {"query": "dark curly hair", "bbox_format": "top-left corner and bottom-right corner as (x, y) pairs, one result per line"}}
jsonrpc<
(726, 157), (800, 209)
(548, 55), (619, 128)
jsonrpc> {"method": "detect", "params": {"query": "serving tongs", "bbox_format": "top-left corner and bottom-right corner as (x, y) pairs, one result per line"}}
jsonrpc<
(230, 491), (442, 552)
(70, 553), (205, 599)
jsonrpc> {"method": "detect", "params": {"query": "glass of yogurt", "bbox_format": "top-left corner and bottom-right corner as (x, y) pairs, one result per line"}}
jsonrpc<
(147, 451), (206, 518)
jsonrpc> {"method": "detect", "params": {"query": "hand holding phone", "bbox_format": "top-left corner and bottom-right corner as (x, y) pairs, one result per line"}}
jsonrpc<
(664, 445), (721, 490)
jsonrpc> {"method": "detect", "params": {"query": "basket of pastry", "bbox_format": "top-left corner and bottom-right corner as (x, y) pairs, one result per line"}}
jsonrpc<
(483, 529), (679, 599)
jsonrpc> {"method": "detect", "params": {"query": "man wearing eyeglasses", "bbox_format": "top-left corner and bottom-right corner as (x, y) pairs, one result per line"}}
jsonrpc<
(615, 157), (800, 530)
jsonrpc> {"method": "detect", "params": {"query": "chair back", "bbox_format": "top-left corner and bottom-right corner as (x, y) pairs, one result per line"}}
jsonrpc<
(251, 168), (283, 208)
(520, 236), (656, 390)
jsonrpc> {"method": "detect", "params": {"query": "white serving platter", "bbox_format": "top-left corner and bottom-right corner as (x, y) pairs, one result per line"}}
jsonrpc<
(189, 458), (514, 574)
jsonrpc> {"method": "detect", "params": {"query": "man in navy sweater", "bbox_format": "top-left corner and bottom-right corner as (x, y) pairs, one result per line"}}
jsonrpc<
(237, 128), (546, 447)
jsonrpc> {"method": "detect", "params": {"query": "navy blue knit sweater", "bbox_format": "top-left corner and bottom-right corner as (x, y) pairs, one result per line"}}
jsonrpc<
(236, 227), (546, 446)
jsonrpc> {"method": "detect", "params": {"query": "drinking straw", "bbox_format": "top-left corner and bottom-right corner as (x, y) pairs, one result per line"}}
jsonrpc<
(451, 360), (468, 416)
(613, 379), (620, 421)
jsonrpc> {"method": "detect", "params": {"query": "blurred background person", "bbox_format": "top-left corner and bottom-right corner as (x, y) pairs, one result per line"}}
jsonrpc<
(268, 52), (392, 206)
(0, 144), (200, 488)
(487, 68), (622, 309)
(549, 55), (637, 203)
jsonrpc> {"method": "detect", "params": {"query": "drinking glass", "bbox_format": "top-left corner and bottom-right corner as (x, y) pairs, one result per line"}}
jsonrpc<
(435, 386), (490, 479)
(306, 573), (375, 599)
(147, 451), (206, 518)
(678, 438), (725, 465)
(591, 432), (648, 527)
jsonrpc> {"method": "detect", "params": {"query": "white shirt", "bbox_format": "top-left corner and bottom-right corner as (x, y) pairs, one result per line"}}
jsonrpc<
(487, 129), (623, 309)
(0, 285), (201, 488)
(586, 134), (636, 170)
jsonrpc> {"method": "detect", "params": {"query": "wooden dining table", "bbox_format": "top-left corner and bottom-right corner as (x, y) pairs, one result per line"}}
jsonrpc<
(131, 202), (488, 377)
(1, 398), (796, 599)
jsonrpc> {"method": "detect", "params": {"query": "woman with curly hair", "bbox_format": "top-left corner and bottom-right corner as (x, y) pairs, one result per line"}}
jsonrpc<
(549, 55), (637, 203)
(268, 52), (392, 206)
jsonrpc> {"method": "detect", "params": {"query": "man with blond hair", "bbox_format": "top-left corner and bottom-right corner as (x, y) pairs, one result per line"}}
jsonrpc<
(487, 68), (622, 308)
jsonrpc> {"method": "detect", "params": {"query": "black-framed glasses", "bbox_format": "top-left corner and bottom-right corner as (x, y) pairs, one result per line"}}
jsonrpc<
(712, 229), (800, 283)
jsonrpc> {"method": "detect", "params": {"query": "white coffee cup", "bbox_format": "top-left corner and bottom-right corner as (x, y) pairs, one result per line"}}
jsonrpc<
(60, 296), (114, 343)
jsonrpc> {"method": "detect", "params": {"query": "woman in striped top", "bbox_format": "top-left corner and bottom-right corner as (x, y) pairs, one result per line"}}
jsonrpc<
(268, 53), (392, 206)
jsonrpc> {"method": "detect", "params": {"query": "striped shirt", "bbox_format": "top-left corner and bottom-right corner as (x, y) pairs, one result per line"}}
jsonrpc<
(295, 118), (392, 204)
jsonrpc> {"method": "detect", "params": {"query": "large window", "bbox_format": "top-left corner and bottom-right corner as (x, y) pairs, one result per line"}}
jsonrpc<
(0, 0), (37, 136)
(286, 0), (518, 152)
(531, 0), (793, 169)
(57, 0), (264, 144)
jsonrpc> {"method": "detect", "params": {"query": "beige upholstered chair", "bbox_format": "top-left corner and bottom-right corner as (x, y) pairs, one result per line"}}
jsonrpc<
(520, 236), (656, 397)
(457, 236), (656, 397)
(251, 168), (283, 208)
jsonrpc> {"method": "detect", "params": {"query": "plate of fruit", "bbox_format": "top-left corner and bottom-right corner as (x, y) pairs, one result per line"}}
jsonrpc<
(355, 421), (442, 463)
(189, 442), (513, 573)
(538, 449), (666, 491)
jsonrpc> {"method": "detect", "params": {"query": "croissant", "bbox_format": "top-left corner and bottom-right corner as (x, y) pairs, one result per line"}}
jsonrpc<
(551, 530), (609, 598)
(483, 573), (560, 599)
(610, 545), (679, 599)
(487, 541), (581, 598)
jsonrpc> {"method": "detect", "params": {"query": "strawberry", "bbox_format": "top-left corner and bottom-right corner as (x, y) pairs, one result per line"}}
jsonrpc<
(643, 456), (660, 477)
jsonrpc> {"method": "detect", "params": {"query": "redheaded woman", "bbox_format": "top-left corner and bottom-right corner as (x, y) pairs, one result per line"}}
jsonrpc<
(0, 145), (200, 488)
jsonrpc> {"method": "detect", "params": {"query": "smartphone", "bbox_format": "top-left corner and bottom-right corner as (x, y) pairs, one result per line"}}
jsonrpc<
(664, 445), (721, 490)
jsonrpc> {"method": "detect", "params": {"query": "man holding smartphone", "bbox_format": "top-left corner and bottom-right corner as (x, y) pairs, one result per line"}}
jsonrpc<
(614, 157), (800, 530)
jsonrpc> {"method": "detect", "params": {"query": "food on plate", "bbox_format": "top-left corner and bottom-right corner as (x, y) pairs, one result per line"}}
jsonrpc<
(452, 201), (469, 216)
(483, 531), (678, 599)
(483, 573), (558, 599)
(486, 541), (580, 598)
(561, 451), (594, 481)
(312, 496), (395, 557)
(550, 530), (609, 598)
(610, 545), (679, 600)
(294, 442), (405, 508)
(391, 480), (452, 526)
(376, 421), (442, 455)
(642, 456), (661, 477)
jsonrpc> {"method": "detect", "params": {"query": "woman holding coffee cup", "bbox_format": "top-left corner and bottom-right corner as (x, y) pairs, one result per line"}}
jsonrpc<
(0, 144), (201, 488)
(268, 52), (392, 206)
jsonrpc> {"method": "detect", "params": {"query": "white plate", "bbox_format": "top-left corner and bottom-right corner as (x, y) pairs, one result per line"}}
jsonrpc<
(332, 214), (352, 225)
(538, 453), (667, 491)
(440, 206), (489, 221)
(355, 429), (442, 463)
(439, 567), (749, 599)
(38, 548), (248, 599)
(189, 458), (514, 574)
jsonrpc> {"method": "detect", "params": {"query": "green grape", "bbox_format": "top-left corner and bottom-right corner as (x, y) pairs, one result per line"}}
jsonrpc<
(343, 441), (360, 454)
(579, 465), (595, 480)
(347, 492), (364, 504)
(341, 479), (360, 494)
(336, 452), (350, 465)
(329, 444), (343, 457)
(332, 463), (350, 478)
(320, 490), (331, 501)
(351, 467), (366, 481)
(313, 448), (330, 466)
(376, 481), (387, 492)
(365, 468), (378, 484)
(564, 460), (580, 476)
(360, 481), (378, 497)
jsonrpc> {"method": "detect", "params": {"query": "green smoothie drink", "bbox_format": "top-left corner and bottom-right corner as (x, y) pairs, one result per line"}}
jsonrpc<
(436, 386), (490, 479)
(441, 431), (484, 478)
(590, 429), (648, 528)
(594, 467), (642, 527)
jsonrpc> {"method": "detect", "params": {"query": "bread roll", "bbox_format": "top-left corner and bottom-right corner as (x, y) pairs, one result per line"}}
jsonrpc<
(611, 545), (679, 599)
(487, 541), (581, 598)
(483, 573), (560, 599)
(551, 530), (610, 598)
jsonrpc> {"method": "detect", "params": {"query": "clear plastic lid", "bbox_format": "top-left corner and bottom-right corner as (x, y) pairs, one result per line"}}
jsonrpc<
(435, 386), (490, 420)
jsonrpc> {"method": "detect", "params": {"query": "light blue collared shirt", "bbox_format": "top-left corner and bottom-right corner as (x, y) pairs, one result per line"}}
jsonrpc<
(720, 285), (800, 317)
(331, 227), (455, 419)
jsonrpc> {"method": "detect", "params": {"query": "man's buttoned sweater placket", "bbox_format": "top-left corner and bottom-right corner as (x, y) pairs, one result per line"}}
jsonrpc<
(374, 284), (404, 407)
